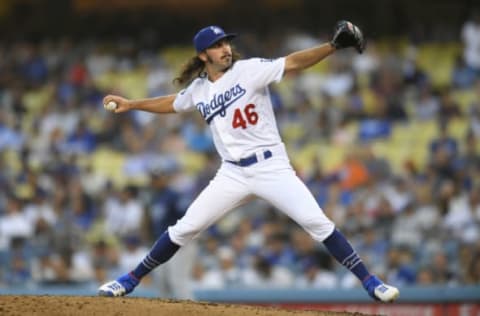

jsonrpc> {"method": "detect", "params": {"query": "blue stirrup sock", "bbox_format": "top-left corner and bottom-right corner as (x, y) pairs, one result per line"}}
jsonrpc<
(131, 231), (180, 280)
(323, 228), (370, 281)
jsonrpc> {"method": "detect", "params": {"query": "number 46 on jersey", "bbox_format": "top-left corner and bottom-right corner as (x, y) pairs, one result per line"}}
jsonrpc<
(232, 104), (258, 129)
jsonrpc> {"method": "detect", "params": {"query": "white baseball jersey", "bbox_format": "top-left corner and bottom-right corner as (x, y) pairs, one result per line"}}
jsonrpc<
(173, 57), (285, 161)
(168, 56), (335, 248)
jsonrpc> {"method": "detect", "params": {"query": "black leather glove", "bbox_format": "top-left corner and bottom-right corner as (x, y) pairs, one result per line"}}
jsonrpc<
(331, 20), (366, 54)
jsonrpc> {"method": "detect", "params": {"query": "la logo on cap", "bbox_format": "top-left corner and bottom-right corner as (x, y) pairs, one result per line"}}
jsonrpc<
(211, 26), (223, 34)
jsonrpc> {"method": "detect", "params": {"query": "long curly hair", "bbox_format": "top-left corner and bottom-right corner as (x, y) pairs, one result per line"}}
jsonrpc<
(173, 49), (241, 87)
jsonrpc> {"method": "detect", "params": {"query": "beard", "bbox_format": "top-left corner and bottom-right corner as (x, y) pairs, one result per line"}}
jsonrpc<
(206, 53), (232, 72)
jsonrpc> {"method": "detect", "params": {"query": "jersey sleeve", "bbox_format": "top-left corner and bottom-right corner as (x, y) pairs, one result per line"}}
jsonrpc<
(242, 57), (285, 87)
(173, 82), (197, 112)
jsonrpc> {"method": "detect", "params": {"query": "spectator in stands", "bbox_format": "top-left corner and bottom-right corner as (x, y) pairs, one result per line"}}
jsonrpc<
(0, 113), (25, 151)
(471, 187), (480, 222)
(343, 199), (372, 236)
(70, 195), (96, 233)
(290, 228), (317, 271)
(431, 251), (458, 286)
(91, 240), (118, 284)
(62, 120), (97, 154)
(261, 232), (296, 269)
(390, 202), (424, 248)
(189, 261), (224, 290)
(429, 123), (458, 182)
(118, 235), (148, 275)
(355, 178), (384, 220)
(467, 80), (480, 138)
(410, 184), (441, 238)
(372, 196), (396, 236)
(361, 145), (392, 182)
(0, 196), (33, 251)
(441, 179), (478, 243)
(355, 224), (389, 269)
(216, 246), (242, 288)
(416, 266), (436, 286)
(334, 149), (370, 192)
(144, 159), (184, 241)
(385, 246), (416, 286)
(4, 238), (31, 286)
(371, 62), (407, 121)
(242, 254), (294, 288)
(458, 133), (480, 181)
(437, 88), (463, 124)
(229, 229), (255, 269)
(412, 85), (439, 121)
(23, 189), (57, 232)
(295, 250), (338, 289)
(457, 243), (473, 283)
(383, 177), (414, 214)
(322, 56), (355, 98)
(467, 249), (480, 284)
(104, 185), (144, 239)
(402, 50), (429, 88)
(461, 10), (480, 73)
(451, 55), (478, 89)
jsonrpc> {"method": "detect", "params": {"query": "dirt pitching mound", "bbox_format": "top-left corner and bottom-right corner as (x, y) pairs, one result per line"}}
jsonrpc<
(0, 295), (376, 316)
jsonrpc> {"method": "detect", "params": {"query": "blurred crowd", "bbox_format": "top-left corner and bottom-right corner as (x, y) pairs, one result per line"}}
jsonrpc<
(1, 15), (480, 298)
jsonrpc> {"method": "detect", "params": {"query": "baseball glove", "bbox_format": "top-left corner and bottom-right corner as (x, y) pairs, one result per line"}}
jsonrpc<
(330, 20), (366, 54)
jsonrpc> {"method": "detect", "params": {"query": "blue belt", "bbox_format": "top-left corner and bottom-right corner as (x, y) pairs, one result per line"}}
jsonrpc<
(226, 150), (273, 167)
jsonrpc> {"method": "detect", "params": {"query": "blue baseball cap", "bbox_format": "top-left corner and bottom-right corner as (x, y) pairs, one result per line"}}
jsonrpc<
(193, 25), (236, 52)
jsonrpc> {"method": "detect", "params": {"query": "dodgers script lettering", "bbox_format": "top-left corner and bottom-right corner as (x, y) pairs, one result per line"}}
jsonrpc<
(196, 84), (246, 124)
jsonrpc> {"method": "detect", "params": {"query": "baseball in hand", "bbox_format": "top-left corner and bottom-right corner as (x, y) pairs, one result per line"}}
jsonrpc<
(104, 101), (118, 111)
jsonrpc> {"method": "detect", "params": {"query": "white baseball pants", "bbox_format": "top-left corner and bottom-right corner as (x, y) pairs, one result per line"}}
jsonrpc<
(168, 145), (335, 246)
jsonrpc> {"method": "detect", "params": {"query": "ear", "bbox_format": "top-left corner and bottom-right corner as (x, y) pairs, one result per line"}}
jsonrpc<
(198, 52), (208, 62)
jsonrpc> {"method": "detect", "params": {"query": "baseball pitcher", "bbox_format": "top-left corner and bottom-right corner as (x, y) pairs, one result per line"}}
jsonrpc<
(98, 21), (399, 302)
